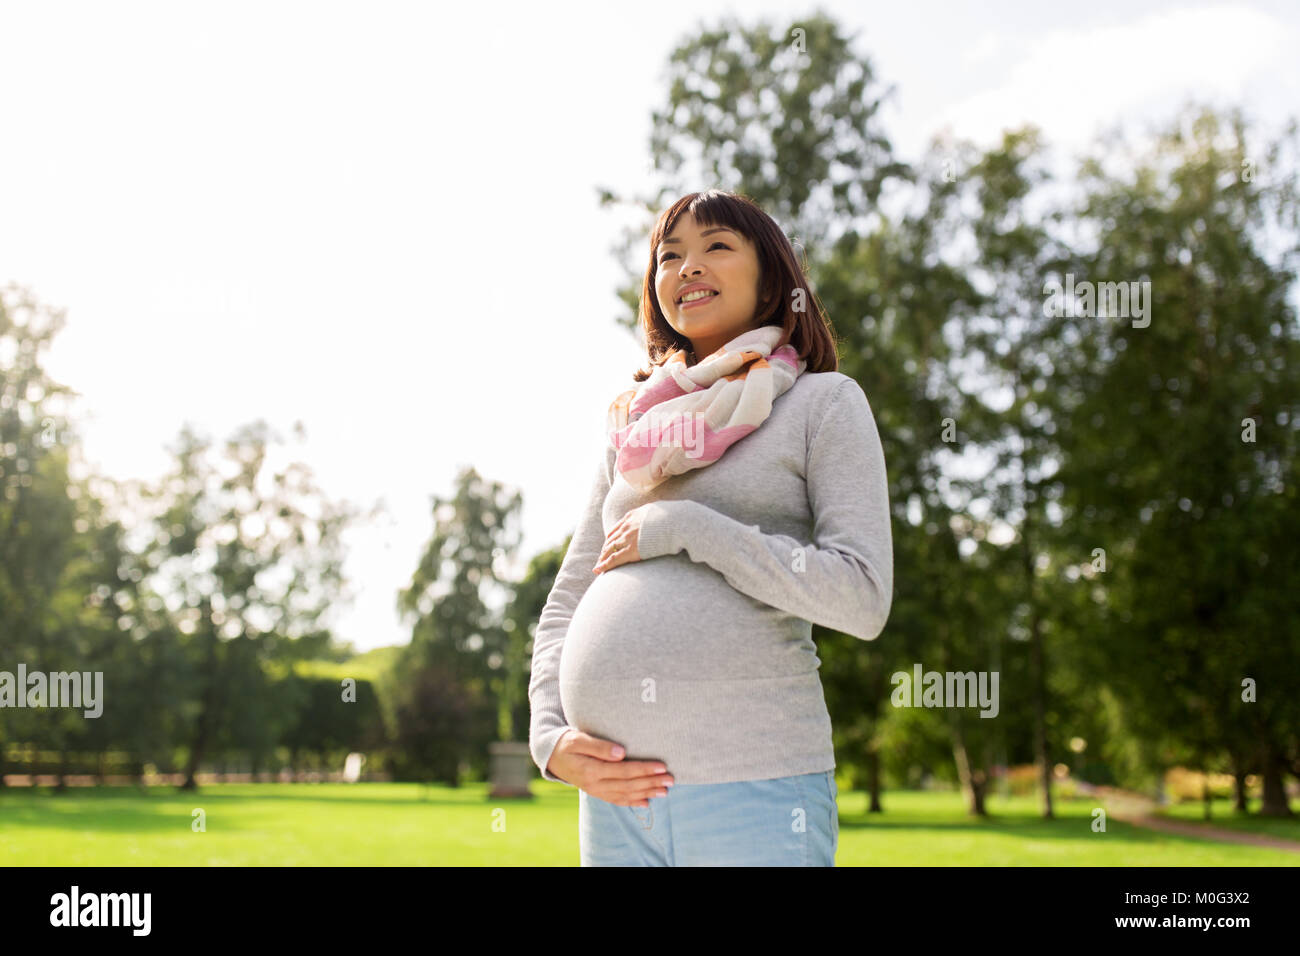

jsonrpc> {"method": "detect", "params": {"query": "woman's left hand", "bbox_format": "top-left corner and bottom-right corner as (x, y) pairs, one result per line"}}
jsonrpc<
(593, 508), (648, 574)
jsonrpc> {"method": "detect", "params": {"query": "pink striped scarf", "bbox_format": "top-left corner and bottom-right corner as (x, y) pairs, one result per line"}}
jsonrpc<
(606, 324), (806, 492)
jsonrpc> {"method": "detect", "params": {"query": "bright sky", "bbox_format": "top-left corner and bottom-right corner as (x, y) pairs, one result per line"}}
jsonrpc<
(2, 0), (1296, 652)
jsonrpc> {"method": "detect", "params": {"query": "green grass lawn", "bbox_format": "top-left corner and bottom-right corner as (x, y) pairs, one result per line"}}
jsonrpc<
(1, 781), (1296, 865)
(1159, 795), (1300, 842)
(837, 788), (1298, 866)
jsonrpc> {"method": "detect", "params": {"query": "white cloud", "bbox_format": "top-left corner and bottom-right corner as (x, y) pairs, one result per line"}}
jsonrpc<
(932, 5), (1298, 151)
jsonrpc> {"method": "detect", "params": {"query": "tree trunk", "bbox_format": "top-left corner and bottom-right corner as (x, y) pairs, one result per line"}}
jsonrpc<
(866, 745), (883, 813)
(1017, 407), (1053, 820)
(1260, 738), (1294, 818)
(1026, 593), (1053, 818)
(1230, 748), (1249, 813)
(936, 598), (988, 817)
(948, 710), (987, 817)
(181, 609), (221, 792)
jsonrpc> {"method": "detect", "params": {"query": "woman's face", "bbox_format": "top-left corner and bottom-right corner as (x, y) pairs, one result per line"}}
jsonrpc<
(654, 211), (762, 362)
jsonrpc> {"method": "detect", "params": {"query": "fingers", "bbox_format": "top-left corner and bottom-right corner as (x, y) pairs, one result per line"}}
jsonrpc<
(593, 538), (623, 572)
(607, 759), (669, 779)
(581, 753), (667, 778)
(569, 738), (673, 808)
(594, 527), (639, 573)
(582, 752), (671, 776)
(570, 734), (666, 781)
(597, 775), (673, 808)
(623, 774), (673, 806)
(599, 524), (625, 550)
(589, 760), (673, 803)
(600, 517), (627, 552)
(568, 730), (625, 761)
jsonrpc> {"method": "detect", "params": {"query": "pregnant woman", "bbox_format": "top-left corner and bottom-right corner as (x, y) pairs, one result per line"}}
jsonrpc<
(528, 189), (893, 866)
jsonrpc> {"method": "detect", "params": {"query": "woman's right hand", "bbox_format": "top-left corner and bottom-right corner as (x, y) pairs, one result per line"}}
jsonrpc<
(546, 729), (675, 807)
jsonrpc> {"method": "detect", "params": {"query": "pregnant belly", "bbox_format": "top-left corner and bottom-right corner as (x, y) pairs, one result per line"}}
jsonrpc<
(558, 554), (812, 691)
(556, 554), (826, 768)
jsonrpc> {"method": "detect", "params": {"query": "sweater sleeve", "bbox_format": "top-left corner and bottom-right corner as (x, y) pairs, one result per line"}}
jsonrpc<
(634, 378), (893, 642)
(527, 443), (615, 785)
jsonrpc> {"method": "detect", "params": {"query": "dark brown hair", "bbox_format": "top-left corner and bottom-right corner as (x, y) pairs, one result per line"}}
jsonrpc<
(631, 189), (839, 382)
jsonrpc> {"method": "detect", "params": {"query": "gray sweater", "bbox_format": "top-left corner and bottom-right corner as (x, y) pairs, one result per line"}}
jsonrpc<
(528, 370), (893, 785)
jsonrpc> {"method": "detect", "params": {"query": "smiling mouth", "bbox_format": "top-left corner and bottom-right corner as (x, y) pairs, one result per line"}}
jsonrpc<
(678, 291), (720, 307)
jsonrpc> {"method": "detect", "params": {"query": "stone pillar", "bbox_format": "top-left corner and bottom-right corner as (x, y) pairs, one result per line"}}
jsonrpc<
(488, 741), (534, 799)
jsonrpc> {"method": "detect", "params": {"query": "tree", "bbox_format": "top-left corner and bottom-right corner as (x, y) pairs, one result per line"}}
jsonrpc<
(1059, 104), (1300, 815)
(0, 284), (130, 788)
(504, 536), (568, 745)
(395, 466), (521, 783)
(134, 420), (358, 791)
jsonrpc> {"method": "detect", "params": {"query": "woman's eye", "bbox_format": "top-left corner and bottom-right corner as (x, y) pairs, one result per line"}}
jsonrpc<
(660, 241), (729, 263)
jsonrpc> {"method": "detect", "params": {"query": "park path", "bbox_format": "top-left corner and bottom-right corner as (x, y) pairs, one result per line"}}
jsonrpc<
(1079, 782), (1300, 853)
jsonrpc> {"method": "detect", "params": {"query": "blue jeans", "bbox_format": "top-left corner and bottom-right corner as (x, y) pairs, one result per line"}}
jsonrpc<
(578, 769), (839, 866)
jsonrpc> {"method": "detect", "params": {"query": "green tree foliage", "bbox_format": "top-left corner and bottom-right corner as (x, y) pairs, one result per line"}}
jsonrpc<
(394, 466), (521, 783)
(599, 10), (912, 331)
(1058, 105), (1300, 816)
(503, 537), (567, 745)
(0, 284), (132, 788)
(277, 668), (387, 774)
(131, 420), (358, 790)
(816, 141), (1003, 815)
